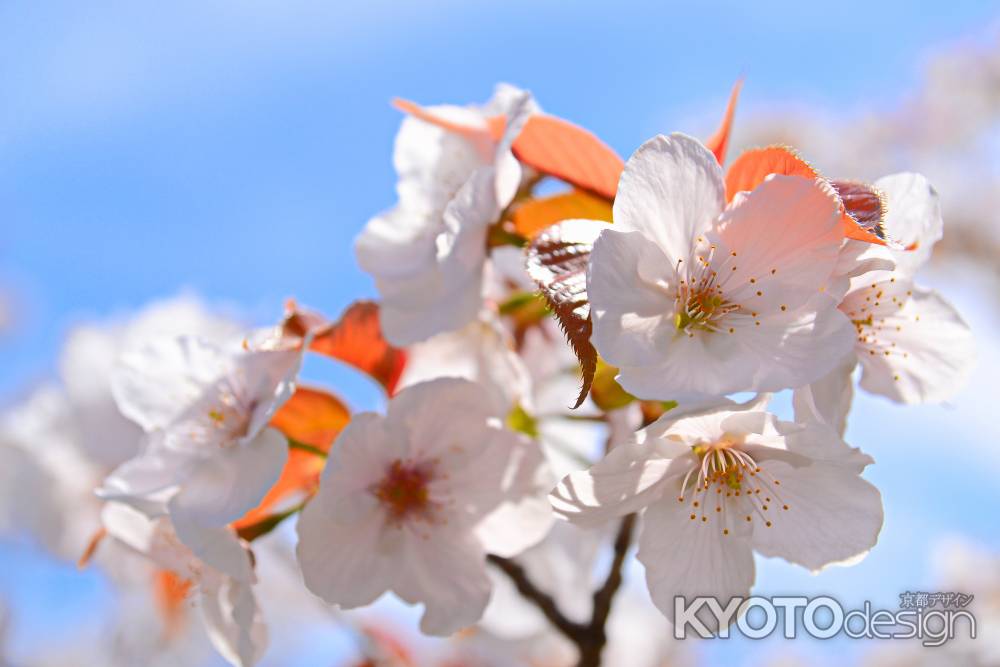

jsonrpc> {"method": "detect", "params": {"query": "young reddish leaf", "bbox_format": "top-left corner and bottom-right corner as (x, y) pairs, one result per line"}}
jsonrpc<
(270, 386), (350, 450)
(392, 98), (497, 144)
(525, 219), (608, 408)
(284, 301), (407, 396)
(512, 189), (613, 239)
(724, 145), (820, 201)
(704, 79), (743, 165)
(511, 114), (624, 201)
(831, 179), (889, 244)
(234, 387), (350, 538)
(725, 146), (889, 246)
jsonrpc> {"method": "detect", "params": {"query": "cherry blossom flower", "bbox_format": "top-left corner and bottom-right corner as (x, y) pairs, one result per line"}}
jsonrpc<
(550, 397), (883, 629)
(101, 502), (266, 667)
(795, 173), (975, 432)
(586, 133), (855, 401)
(296, 378), (554, 635)
(355, 85), (536, 346)
(97, 328), (304, 574)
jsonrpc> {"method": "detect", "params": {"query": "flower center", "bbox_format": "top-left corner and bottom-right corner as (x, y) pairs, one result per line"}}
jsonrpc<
(373, 460), (432, 522)
(677, 441), (790, 534)
(673, 244), (740, 335)
(674, 284), (737, 334)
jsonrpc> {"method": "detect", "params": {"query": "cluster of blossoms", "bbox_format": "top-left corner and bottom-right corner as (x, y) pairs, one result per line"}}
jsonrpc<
(0, 82), (974, 666)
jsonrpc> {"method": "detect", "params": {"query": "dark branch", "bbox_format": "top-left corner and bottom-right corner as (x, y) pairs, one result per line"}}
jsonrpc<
(487, 513), (637, 667)
(486, 553), (590, 642)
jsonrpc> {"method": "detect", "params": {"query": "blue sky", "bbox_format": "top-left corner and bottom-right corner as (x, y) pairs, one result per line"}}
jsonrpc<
(2, 2), (998, 665)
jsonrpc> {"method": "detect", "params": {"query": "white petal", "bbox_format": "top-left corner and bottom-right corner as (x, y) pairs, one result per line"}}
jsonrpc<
(475, 435), (555, 558)
(714, 175), (843, 313)
(112, 336), (230, 432)
(792, 354), (857, 436)
(96, 439), (189, 515)
(587, 229), (677, 368)
(847, 282), (975, 404)
(875, 172), (942, 276)
(295, 489), (393, 609)
(638, 496), (756, 631)
(733, 295), (857, 393)
(172, 520), (254, 583)
(391, 524), (492, 636)
(169, 427), (287, 528)
(613, 133), (725, 264)
(749, 459), (883, 572)
(200, 572), (268, 667)
(392, 110), (488, 212)
(490, 86), (534, 207)
(549, 437), (687, 528)
(376, 168), (493, 346)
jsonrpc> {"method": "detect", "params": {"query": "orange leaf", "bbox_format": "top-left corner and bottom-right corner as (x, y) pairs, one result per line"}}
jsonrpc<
(392, 98), (492, 143)
(512, 189), (613, 239)
(284, 301), (407, 395)
(725, 146), (889, 246)
(704, 79), (743, 166)
(511, 114), (624, 201)
(234, 387), (349, 534)
(270, 386), (350, 450)
(724, 145), (820, 202)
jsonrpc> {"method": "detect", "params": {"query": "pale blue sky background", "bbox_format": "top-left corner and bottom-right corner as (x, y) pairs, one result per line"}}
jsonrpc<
(2, 2), (998, 665)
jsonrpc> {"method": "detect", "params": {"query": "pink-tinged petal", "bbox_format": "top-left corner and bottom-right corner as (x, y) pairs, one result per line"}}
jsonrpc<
(391, 525), (492, 636)
(792, 354), (857, 437)
(323, 412), (397, 489)
(386, 378), (500, 463)
(295, 488), (393, 609)
(847, 281), (974, 404)
(199, 572), (267, 667)
(475, 434), (555, 558)
(613, 133), (725, 264)
(549, 437), (687, 528)
(638, 496), (756, 632)
(715, 175), (843, 313)
(587, 229), (676, 368)
(749, 458), (883, 572)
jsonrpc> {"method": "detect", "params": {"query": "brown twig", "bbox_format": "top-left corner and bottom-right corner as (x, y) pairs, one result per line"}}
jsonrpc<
(488, 513), (637, 667)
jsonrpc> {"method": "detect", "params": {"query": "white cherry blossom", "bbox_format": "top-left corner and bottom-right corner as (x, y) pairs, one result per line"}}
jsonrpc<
(795, 173), (975, 432)
(586, 133), (855, 401)
(550, 398), (883, 629)
(98, 328), (304, 575)
(356, 84), (536, 346)
(296, 378), (554, 635)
